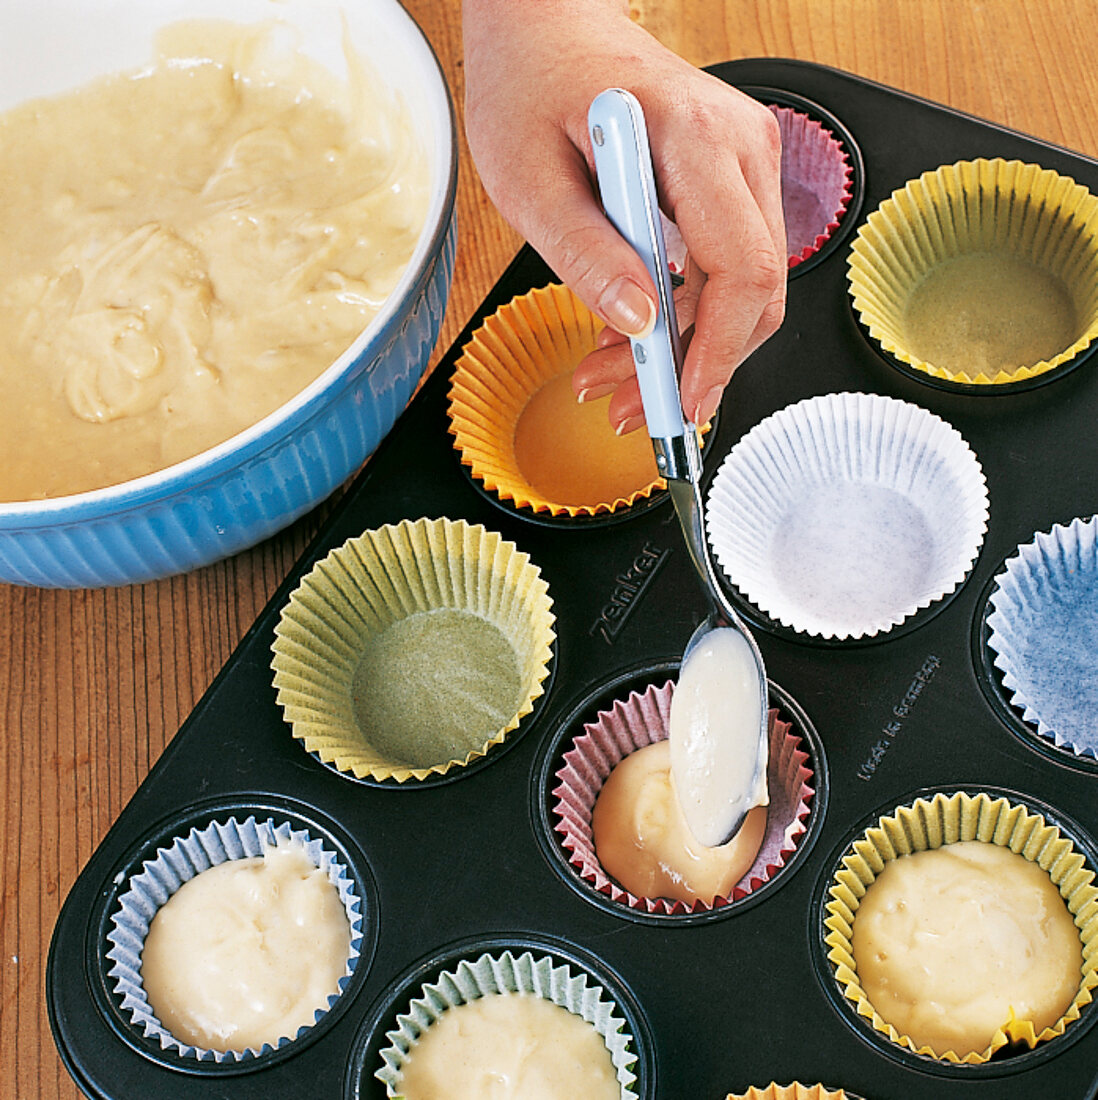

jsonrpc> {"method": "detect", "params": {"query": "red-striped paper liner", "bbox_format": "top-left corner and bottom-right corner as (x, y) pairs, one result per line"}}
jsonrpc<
(552, 680), (813, 916)
(769, 104), (853, 268)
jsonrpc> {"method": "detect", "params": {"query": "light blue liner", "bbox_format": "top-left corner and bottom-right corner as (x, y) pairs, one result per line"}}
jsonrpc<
(376, 949), (639, 1098)
(105, 815), (365, 1063)
(986, 514), (1098, 759)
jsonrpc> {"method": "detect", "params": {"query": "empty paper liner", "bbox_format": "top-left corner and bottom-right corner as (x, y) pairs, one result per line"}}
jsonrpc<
(374, 948), (641, 1097)
(104, 814), (364, 1064)
(986, 515), (1098, 760)
(769, 104), (853, 267)
(552, 679), (814, 916)
(706, 391), (989, 640)
(848, 158), (1098, 385)
(821, 790), (1098, 1065)
(447, 283), (665, 516)
(271, 516), (555, 782)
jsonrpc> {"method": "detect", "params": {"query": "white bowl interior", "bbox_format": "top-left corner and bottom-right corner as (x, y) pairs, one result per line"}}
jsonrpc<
(0, 0), (453, 515)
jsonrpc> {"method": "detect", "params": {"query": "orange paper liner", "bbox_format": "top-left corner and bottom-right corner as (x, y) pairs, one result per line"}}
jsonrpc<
(552, 679), (813, 915)
(447, 283), (710, 517)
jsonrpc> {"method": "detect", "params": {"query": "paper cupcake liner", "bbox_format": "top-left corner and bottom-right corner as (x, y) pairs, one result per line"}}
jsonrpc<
(768, 105), (853, 267)
(104, 815), (364, 1063)
(447, 283), (665, 517)
(849, 158), (1098, 385)
(271, 517), (555, 782)
(726, 1085), (856, 1100)
(551, 679), (814, 916)
(822, 790), (1098, 1064)
(986, 515), (1098, 759)
(374, 948), (640, 1097)
(707, 391), (989, 640)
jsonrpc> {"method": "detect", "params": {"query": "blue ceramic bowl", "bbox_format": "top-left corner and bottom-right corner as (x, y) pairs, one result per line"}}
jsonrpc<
(0, 0), (457, 587)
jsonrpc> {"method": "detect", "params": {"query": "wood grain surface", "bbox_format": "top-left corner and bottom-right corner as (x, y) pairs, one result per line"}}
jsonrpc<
(2, 2), (1096, 1097)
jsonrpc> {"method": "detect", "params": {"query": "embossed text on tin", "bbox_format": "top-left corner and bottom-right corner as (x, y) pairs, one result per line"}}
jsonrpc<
(856, 654), (941, 782)
(589, 541), (670, 643)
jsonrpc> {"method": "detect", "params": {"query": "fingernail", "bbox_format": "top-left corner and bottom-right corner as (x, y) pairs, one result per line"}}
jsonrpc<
(577, 384), (615, 403)
(597, 277), (656, 338)
(692, 386), (723, 426)
(614, 413), (646, 436)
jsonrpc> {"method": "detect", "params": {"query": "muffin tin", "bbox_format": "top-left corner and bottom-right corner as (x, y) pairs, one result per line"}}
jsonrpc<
(48, 59), (1098, 1099)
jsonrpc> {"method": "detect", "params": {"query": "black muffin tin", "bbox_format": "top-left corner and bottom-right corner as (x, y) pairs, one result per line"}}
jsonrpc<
(48, 59), (1098, 1099)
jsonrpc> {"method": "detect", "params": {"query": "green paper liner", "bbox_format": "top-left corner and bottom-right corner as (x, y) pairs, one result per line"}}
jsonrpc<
(271, 517), (555, 782)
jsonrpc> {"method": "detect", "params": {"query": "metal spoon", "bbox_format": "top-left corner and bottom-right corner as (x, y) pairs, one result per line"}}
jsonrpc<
(588, 87), (769, 846)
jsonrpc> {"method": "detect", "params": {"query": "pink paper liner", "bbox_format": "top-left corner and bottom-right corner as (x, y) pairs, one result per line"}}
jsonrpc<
(768, 105), (853, 268)
(551, 680), (814, 916)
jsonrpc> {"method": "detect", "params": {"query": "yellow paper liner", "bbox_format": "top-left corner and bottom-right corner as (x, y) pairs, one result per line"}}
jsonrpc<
(822, 791), (1098, 1063)
(726, 1085), (851, 1100)
(848, 159), (1098, 385)
(271, 517), (555, 782)
(448, 283), (707, 517)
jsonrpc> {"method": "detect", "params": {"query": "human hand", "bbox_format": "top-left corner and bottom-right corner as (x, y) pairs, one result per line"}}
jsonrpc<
(462, 0), (786, 433)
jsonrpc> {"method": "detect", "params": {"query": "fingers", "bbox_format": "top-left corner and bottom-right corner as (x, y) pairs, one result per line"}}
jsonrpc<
(463, 3), (787, 436)
(471, 119), (662, 342)
(681, 221), (786, 426)
(658, 94), (786, 424)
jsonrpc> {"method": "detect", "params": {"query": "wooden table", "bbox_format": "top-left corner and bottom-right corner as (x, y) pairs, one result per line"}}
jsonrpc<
(4, 2), (1098, 1096)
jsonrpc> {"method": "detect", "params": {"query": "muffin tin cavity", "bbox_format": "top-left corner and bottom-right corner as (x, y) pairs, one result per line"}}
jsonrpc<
(726, 1086), (863, 1100)
(343, 935), (656, 1099)
(90, 798), (377, 1074)
(533, 661), (828, 925)
(447, 284), (667, 521)
(811, 788), (1098, 1077)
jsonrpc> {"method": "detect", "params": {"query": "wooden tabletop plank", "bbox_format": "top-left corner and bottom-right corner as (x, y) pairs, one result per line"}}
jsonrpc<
(2, 2), (1096, 1095)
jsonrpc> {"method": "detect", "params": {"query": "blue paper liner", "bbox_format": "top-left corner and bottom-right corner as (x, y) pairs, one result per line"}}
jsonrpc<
(986, 515), (1098, 759)
(104, 814), (365, 1063)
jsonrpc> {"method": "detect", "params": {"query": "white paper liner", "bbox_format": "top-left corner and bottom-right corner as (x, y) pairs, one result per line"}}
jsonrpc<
(375, 949), (639, 1098)
(707, 392), (989, 640)
(986, 515), (1098, 759)
(551, 680), (814, 915)
(104, 815), (365, 1063)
